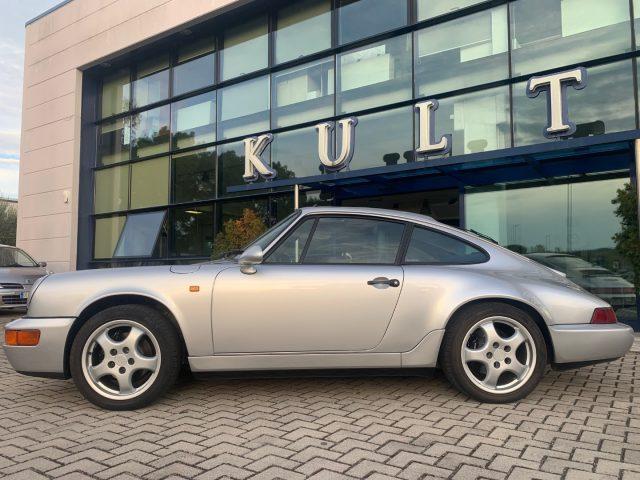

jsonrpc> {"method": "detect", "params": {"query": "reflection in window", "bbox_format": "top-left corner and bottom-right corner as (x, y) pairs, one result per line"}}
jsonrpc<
(130, 157), (169, 209)
(132, 105), (170, 158)
(465, 177), (637, 325)
(417, 0), (490, 20)
(214, 199), (270, 257)
(415, 6), (508, 96)
(173, 38), (215, 96)
(338, 0), (407, 45)
(635, 0), (640, 48)
(272, 127), (323, 179)
(304, 217), (404, 264)
(350, 107), (414, 171)
(172, 147), (216, 203)
(170, 205), (214, 257)
(114, 211), (166, 258)
(94, 216), (126, 259)
(218, 76), (270, 140)
(267, 219), (315, 264)
(101, 69), (130, 118)
(273, 58), (335, 128)
(171, 91), (216, 150)
(513, 61), (635, 147)
(510, 0), (632, 76)
(338, 34), (412, 114)
(94, 165), (129, 214)
(275, 0), (332, 64)
(419, 86), (510, 156)
(132, 57), (170, 108)
(221, 15), (268, 81)
(99, 118), (130, 165)
(300, 189), (335, 207)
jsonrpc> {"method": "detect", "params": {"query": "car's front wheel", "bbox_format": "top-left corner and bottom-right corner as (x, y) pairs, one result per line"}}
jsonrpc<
(69, 305), (182, 410)
(440, 303), (547, 403)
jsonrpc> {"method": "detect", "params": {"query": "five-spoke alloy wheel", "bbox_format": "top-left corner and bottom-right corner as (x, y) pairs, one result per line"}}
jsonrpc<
(441, 303), (547, 403)
(70, 305), (182, 410)
(82, 320), (161, 400)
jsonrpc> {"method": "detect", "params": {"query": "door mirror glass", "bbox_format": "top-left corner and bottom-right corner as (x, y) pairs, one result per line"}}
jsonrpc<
(238, 244), (264, 274)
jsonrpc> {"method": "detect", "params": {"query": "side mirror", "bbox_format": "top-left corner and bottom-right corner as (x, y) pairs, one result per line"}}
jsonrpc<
(38, 261), (47, 268)
(238, 245), (263, 275)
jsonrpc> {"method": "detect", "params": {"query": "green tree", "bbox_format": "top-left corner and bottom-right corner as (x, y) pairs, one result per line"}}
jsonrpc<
(612, 182), (640, 294)
(0, 200), (17, 246)
(212, 208), (267, 258)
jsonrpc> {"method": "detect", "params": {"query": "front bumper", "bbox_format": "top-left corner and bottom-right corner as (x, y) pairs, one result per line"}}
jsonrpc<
(549, 323), (635, 364)
(3, 317), (75, 377)
(0, 287), (31, 308)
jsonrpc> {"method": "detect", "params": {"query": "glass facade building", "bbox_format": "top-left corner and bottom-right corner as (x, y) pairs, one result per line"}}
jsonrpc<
(81, 0), (640, 328)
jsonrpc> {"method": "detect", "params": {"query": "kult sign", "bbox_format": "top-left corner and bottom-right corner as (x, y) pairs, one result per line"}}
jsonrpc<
(243, 67), (588, 183)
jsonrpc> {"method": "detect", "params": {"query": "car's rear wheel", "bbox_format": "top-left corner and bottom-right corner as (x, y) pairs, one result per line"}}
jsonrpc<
(440, 303), (547, 403)
(69, 305), (182, 410)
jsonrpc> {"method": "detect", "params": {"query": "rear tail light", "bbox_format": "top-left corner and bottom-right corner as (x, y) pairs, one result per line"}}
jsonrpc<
(590, 307), (617, 324)
(4, 329), (40, 346)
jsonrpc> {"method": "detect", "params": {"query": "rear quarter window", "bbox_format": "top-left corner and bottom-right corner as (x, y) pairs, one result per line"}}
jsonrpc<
(404, 226), (488, 265)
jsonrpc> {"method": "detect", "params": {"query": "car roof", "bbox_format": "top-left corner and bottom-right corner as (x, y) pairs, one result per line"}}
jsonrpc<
(298, 206), (439, 225)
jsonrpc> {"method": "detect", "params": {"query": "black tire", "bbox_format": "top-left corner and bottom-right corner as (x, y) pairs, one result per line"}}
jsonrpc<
(69, 305), (182, 410)
(440, 303), (547, 403)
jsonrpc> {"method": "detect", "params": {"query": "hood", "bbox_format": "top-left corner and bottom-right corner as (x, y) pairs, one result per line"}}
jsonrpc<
(0, 266), (48, 285)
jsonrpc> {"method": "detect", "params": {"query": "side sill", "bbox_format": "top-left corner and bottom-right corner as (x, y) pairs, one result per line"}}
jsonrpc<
(189, 352), (401, 372)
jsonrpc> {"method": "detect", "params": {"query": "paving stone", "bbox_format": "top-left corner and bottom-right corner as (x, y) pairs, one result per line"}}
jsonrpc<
(0, 313), (638, 480)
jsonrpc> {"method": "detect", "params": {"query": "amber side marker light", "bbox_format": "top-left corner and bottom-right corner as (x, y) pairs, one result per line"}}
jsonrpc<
(590, 307), (617, 324)
(4, 329), (41, 346)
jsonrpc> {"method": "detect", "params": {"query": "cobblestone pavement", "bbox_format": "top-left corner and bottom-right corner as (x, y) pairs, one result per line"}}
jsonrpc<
(0, 313), (639, 480)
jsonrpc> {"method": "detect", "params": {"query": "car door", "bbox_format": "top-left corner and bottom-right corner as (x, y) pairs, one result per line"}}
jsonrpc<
(211, 215), (407, 353)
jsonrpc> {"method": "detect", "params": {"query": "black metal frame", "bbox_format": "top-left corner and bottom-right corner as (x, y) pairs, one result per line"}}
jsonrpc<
(82, 0), (640, 268)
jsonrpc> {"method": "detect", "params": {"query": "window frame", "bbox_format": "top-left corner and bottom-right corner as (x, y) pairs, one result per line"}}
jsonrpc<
(400, 223), (490, 265)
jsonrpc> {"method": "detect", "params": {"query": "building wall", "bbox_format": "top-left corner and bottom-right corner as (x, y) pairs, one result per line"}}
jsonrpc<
(18, 0), (243, 272)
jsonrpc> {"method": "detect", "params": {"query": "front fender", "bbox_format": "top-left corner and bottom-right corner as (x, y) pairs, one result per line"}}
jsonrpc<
(26, 266), (223, 357)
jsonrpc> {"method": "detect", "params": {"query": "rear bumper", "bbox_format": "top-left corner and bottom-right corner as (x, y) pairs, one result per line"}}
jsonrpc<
(549, 323), (635, 364)
(3, 317), (75, 377)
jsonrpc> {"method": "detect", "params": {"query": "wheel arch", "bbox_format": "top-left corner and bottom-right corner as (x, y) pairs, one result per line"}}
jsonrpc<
(443, 297), (555, 364)
(63, 294), (188, 377)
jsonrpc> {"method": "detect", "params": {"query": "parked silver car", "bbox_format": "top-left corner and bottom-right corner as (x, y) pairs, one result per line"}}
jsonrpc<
(3, 207), (635, 410)
(0, 245), (48, 310)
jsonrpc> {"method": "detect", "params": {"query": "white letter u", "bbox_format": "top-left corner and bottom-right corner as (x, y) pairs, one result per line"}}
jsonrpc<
(316, 117), (358, 172)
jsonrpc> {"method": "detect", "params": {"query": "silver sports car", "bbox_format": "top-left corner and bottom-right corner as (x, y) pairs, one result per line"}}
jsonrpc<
(3, 207), (635, 410)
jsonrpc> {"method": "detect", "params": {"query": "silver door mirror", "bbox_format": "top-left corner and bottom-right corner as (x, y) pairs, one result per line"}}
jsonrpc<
(238, 245), (263, 275)
(38, 261), (47, 268)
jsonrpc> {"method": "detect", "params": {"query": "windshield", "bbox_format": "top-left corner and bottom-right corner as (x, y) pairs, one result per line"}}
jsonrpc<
(244, 210), (302, 253)
(0, 246), (39, 268)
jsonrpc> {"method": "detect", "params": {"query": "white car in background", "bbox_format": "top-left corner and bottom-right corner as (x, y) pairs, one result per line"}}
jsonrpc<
(0, 245), (49, 310)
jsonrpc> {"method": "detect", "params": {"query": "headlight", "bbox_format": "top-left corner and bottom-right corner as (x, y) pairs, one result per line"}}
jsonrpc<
(27, 275), (49, 310)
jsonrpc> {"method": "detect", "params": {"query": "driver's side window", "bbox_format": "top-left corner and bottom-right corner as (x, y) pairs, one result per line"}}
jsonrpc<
(304, 217), (404, 264)
(264, 219), (315, 264)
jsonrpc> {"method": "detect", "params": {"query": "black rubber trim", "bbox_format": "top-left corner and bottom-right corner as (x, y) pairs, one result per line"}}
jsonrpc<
(551, 358), (619, 371)
(16, 371), (70, 380)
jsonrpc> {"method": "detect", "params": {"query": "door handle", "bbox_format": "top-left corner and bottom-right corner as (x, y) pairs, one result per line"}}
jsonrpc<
(367, 277), (400, 287)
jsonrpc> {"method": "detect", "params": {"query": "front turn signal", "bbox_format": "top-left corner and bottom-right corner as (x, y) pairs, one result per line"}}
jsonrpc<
(590, 307), (617, 324)
(4, 329), (41, 346)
